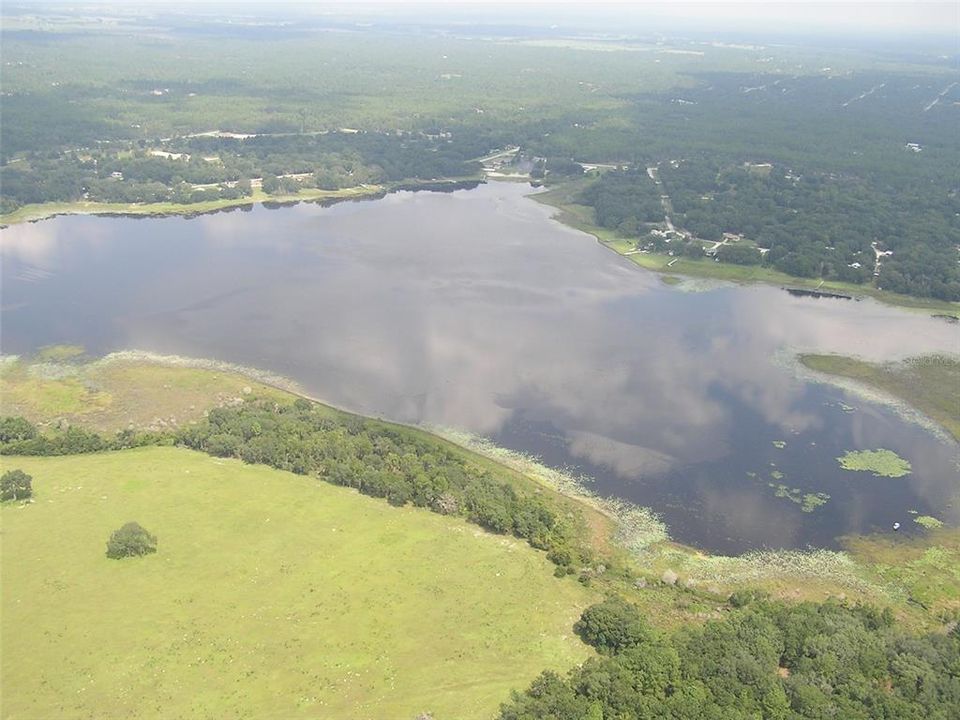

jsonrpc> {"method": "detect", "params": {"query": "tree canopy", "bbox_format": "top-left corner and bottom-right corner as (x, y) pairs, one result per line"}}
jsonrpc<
(106, 522), (158, 559)
(501, 597), (960, 720)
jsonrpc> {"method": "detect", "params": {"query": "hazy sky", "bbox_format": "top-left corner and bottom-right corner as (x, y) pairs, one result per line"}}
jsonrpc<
(12, 1), (960, 37)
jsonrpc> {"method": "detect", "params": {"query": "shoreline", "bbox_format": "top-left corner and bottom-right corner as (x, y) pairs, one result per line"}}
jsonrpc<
(0, 178), (483, 227)
(531, 181), (960, 317)
(794, 352), (960, 443)
(5, 174), (955, 317)
(7, 347), (959, 620)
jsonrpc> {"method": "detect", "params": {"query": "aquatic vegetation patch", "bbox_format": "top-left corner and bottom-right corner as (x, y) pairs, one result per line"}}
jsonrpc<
(771, 483), (796, 499)
(768, 483), (829, 512)
(771, 440), (786, 449)
(770, 470), (784, 480)
(26, 361), (82, 381)
(683, 549), (883, 595)
(799, 353), (960, 443)
(801, 493), (830, 513)
(914, 515), (944, 530)
(1, 352), (297, 433)
(837, 449), (912, 477)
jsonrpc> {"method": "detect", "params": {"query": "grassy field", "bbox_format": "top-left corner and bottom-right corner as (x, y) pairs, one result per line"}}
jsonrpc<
(800, 353), (960, 441)
(0, 353), (293, 433)
(0, 185), (382, 226)
(1, 447), (597, 720)
(843, 529), (960, 618)
(534, 181), (960, 316)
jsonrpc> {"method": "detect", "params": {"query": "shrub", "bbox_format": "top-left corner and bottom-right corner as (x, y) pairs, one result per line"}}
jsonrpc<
(106, 522), (157, 559)
(0, 416), (37, 442)
(0, 469), (33, 501)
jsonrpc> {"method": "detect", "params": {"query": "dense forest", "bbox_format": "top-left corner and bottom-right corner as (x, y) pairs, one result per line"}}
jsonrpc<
(578, 168), (664, 233)
(539, 71), (960, 301)
(581, 160), (960, 299)
(500, 597), (960, 720)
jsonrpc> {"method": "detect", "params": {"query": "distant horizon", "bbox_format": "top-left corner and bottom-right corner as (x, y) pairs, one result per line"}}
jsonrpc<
(4, 1), (959, 40)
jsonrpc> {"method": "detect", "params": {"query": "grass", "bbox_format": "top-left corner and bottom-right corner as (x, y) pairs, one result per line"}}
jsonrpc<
(0, 447), (597, 720)
(0, 352), (293, 433)
(0, 372), (110, 417)
(843, 529), (960, 617)
(837, 449), (912, 478)
(800, 353), (960, 441)
(34, 344), (86, 362)
(533, 180), (960, 316)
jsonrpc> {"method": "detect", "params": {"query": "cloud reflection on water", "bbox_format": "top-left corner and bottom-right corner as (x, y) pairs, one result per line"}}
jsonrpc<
(2, 182), (957, 550)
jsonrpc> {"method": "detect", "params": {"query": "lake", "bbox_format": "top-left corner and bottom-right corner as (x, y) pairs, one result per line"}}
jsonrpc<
(2, 182), (958, 553)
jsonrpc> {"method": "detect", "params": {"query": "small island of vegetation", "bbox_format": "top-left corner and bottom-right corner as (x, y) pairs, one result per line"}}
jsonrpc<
(837, 449), (913, 478)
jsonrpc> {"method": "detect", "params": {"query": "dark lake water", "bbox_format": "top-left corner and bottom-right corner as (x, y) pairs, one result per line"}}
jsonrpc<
(2, 183), (958, 553)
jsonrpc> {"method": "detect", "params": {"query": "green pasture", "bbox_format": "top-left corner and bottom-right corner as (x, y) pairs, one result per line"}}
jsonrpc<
(1, 448), (595, 719)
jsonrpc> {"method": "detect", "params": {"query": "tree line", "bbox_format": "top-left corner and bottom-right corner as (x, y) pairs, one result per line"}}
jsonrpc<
(0, 402), (586, 574)
(500, 596), (960, 720)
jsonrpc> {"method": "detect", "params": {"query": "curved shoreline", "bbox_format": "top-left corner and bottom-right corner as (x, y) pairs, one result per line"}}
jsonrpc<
(793, 358), (957, 445)
(791, 352), (960, 444)
(76, 352), (889, 583)
(530, 182), (960, 317)
(13, 347), (960, 615)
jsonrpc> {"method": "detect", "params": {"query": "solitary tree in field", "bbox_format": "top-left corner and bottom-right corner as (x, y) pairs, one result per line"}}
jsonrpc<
(106, 522), (157, 559)
(0, 469), (33, 501)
